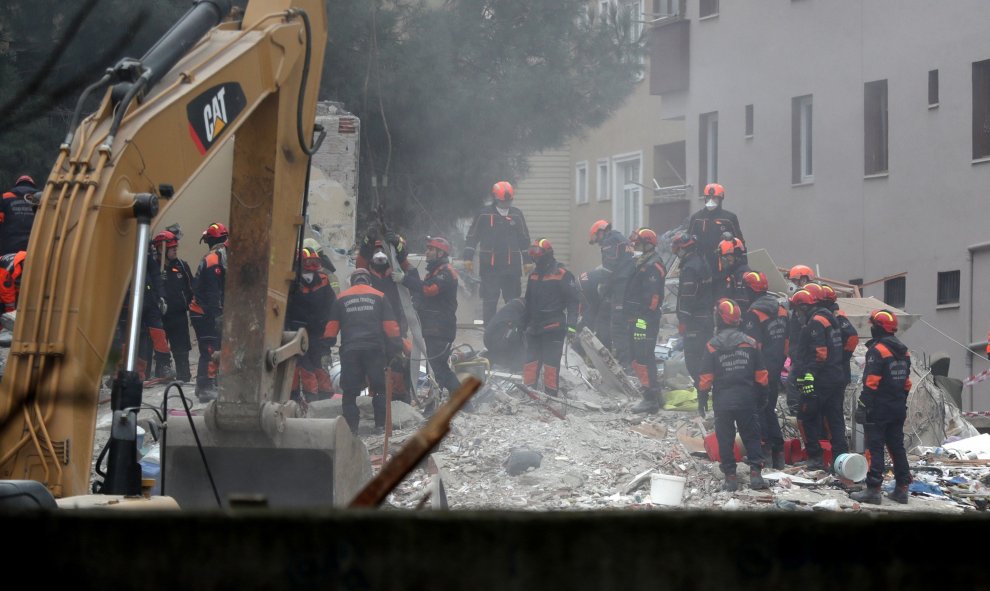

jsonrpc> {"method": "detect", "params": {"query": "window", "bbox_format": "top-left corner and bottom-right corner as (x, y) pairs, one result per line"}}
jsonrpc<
(937, 270), (960, 306)
(745, 104), (754, 137)
(654, 0), (681, 17)
(928, 69), (939, 107)
(973, 60), (990, 159)
(865, 79), (888, 174)
(699, 111), (718, 186)
(884, 276), (906, 309)
(791, 95), (813, 183)
(614, 156), (642, 235)
(622, 1), (645, 78)
(597, 159), (610, 201)
(699, 0), (719, 18)
(576, 162), (588, 204)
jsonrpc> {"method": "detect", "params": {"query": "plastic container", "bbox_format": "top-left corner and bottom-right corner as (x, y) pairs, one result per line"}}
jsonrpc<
(650, 473), (686, 507)
(833, 452), (868, 482)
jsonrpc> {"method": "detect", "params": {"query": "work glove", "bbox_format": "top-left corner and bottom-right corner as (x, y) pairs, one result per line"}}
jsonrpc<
(796, 372), (815, 396)
(464, 259), (474, 274)
(158, 297), (167, 317)
(567, 325), (577, 341)
(523, 263), (535, 276)
(394, 237), (408, 263)
(392, 268), (405, 283)
(633, 318), (648, 341)
(855, 397), (870, 425)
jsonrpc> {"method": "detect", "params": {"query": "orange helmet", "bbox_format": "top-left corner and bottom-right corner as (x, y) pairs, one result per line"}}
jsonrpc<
(802, 283), (824, 304)
(492, 181), (514, 203)
(152, 230), (179, 249)
(15, 175), (35, 187)
(790, 288), (816, 308)
(718, 238), (745, 257)
(589, 220), (611, 244)
(299, 247), (322, 272)
(528, 238), (553, 259)
(869, 309), (898, 333)
(820, 284), (837, 303)
(788, 264), (815, 282)
(201, 222), (228, 244)
(741, 271), (768, 293)
(426, 235), (451, 255)
(715, 298), (742, 326)
(630, 227), (658, 248)
(703, 183), (725, 199)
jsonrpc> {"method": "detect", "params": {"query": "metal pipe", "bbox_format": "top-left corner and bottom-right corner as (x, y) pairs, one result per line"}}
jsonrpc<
(124, 194), (159, 371)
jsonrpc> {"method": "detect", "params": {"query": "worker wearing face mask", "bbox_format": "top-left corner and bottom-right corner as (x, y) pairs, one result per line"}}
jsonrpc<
(286, 248), (337, 403)
(362, 239), (414, 404)
(687, 183), (744, 275)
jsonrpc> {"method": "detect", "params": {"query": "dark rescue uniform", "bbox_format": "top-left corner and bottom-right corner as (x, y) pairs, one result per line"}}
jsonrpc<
(324, 283), (401, 431)
(287, 272), (337, 398)
(742, 292), (790, 452)
(792, 305), (848, 461)
(716, 262), (754, 313)
(484, 297), (526, 372)
(860, 334), (912, 490)
(139, 250), (171, 380)
(189, 244), (227, 387)
(624, 251), (666, 392)
(0, 182), (37, 256)
(161, 255), (194, 381)
(403, 257), (462, 394)
(833, 306), (860, 386)
(687, 204), (744, 274)
(698, 328), (768, 475)
(463, 204), (531, 323)
(522, 257), (580, 397)
(675, 249), (714, 386)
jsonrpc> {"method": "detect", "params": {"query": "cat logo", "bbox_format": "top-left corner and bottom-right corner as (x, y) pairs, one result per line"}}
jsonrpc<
(187, 82), (246, 155)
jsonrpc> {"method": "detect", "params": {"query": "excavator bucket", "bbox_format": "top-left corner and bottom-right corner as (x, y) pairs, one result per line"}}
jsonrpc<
(162, 415), (372, 509)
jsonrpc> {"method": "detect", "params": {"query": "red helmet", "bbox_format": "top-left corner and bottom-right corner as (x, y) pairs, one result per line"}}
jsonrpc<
(15, 175), (35, 187)
(589, 220), (611, 244)
(426, 235), (451, 255)
(528, 238), (553, 260)
(718, 238), (745, 256)
(741, 271), (768, 293)
(788, 264), (815, 282)
(152, 230), (179, 249)
(201, 222), (228, 243)
(820, 284), (837, 303)
(630, 227), (658, 248)
(802, 283), (825, 304)
(299, 247), (322, 272)
(789, 288), (816, 308)
(703, 183), (725, 199)
(869, 309), (898, 333)
(670, 231), (697, 252)
(715, 298), (742, 326)
(492, 181), (514, 203)
(350, 268), (372, 285)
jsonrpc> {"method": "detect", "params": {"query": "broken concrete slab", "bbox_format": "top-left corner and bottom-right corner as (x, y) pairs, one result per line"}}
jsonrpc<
(576, 327), (640, 400)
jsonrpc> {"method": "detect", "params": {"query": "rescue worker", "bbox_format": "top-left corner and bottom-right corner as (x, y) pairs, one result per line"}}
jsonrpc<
(697, 298), (768, 492)
(0, 175), (39, 256)
(670, 231), (713, 388)
(0, 250), (25, 313)
(304, 237), (339, 294)
(324, 268), (402, 433)
(484, 296), (526, 372)
(578, 266), (611, 346)
(788, 264), (815, 288)
(153, 230), (194, 383)
(189, 222), (228, 402)
(850, 310), (912, 505)
(462, 181), (532, 324)
(740, 271), (789, 468)
(521, 238), (580, 398)
(714, 237), (753, 312)
(361, 235), (413, 404)
(286, 247), (337, 403)
(403, 236), (462, 395)
(789, 283), (848, 471)
(588, 220), (635, 367)
(821, 284), (859, 387)
(687, 183), (744, 274)
(625, 228), (667, 414)
(139, 236), (172, 382)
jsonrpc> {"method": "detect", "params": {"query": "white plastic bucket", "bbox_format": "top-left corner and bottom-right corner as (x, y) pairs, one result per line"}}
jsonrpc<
(650, 473), (686, 507)
(833, 453), (868, 482)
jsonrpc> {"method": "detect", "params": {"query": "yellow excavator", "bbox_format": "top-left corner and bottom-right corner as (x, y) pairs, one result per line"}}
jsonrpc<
(0, 0), (372, 509)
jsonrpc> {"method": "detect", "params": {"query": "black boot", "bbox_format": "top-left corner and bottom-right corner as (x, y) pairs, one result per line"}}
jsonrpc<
(805, 453), (825, 471)
(154, 352), (175, 380)
(631, 390), (660, 414)
(722, 474), (739, 492)
(886, 484), (909, 504)
(850, 486), (882, 505)
(772, 449), (786, 470)
(196, 378), (218, 403)
(750, 467), (767, 490)
(173, 353), (192, 383)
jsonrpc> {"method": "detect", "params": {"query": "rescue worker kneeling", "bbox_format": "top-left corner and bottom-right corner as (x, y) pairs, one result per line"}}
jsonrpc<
(522, 239), (580, 397)
(324, 269), (403, 434)
(698, 298), (768, 492)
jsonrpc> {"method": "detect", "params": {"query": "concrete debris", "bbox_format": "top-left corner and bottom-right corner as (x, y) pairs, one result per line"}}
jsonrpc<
(505, 449), (544, 476)
(309, 398), (425, 430)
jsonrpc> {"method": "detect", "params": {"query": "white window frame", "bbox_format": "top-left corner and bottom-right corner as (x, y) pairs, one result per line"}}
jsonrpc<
(612, 152), (643, 236)
(575, 161), (589, 204)
(623, 0), (645, 80)
(597, 159), (610, 201)
(798, 95), (813, 182)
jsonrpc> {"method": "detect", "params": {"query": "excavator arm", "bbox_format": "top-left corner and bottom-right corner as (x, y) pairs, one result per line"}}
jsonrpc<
(0, 0), (369, 505)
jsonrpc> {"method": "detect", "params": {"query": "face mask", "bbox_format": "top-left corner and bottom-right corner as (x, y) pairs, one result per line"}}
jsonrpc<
(302, 272), (315, 283)
(496, 206), (510, 217)
(705, 199), (718, 211)
(372, 252), (389, 267)
(870, 325), (886, 340)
